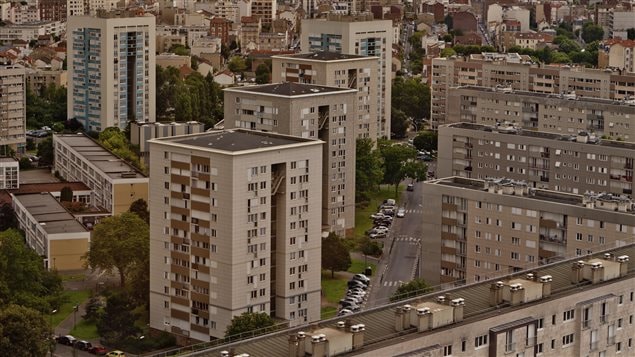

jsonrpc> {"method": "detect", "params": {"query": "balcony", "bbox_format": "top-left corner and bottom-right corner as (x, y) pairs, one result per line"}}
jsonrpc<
(590, 341), (598, 351)
(608, 335), (616, 345)
(505, 342), (516, 354)
(539, 234), (566, 245)
(525, 337), (537, 347)
(601, 315), (608, 324)
(582, 320), (591, 329)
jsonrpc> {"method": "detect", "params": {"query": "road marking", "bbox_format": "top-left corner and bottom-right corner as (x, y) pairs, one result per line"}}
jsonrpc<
(394, 236), (421, 243)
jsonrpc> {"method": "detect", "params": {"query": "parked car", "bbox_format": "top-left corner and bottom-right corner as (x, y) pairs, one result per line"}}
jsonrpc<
(370, 212), (386, 220)
(76, 340), (93, 351)
(106, 351), (127, 357)
(407, 184), (414, 191)
(340, 296), (362, 305)
(337, 308), (353, 316)
(352, 274), (371, 284)
(397, 208), (406, 218)
(89, 345), (108, 355)
(381, 208), (395, 216)
(347, 280), (367, 290)
(347, 289), (366, 297)
(339, 301), (361, 311)
(384, 199), (396, 206)
(56, 335), (76, 346)
(369, 231), (387, 239)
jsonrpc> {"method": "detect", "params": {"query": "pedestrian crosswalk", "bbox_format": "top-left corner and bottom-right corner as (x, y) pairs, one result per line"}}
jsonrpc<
(394, 236), (421, 243)
(383, 280), (404, 287)
(403, 209), (423, 214)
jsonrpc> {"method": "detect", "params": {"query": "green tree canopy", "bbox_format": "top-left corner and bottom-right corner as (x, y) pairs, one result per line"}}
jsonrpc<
(413, 131), (438, 152)
(0, 229), (63, 312)
(98, 127), (145, 173)
(0, 304), (52, 356)
(228, 56), (247, 73)
(440, 47), (457, 57)
(355, 138), (383, 203)
(389, 278), (433, 302)
(36, 137), (54, 166)
(581, 22), (604, 43)
(255, 63), (271, 84)
(84, 212), (149, 287)
(321, 232), (351, 278)
(379, 142), (427, 196)
(129, 198), (150, 224)
(225, 312), (275, 338)
(391, 77), (431, 120)
(60, 186), (73, 202)
(97, 291), (141, 345)
(25, 84), (66, 130)
(391, 109), (409, 139)
(168, 44), (190, 56)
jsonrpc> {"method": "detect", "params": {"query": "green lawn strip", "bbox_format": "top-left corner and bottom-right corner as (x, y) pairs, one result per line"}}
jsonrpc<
(320, 306), (337, 319)
(354, 184), (404, 239)
(51, 290), (91, 328)
(321, 271), (348, 305)
(60, 274), (86, 282)
(347, 259), (377, 275)
(70, 319), (99, 340)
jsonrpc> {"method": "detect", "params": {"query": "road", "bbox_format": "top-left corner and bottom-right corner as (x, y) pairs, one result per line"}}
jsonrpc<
(366, 176), (428, 307)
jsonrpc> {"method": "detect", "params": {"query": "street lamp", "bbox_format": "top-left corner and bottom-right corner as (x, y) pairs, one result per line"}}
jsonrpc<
(49, 309), (57, 357)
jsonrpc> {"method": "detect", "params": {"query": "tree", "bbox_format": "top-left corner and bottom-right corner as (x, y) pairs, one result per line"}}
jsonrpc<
(97, 291), (140, 345)
(98, 127), (145, 173)
(389, 278), (432, 302)
(444, 14), (453, 30)
(379, 143), (427, 196)
(0, 304), (51, 356)
(0, 204), (17, 231)
(355, 138), (383, 203)
(391, 109), (409, 139)
(225, 312), (275, 338)
(84, 212), (149, 288)
(321, 232), (351, 278)
(60, 186), (73, 202)
(168, 44), (190, 56)
(19, 157), (32, 170)
(391, 77), (431, 120)
(413, 131), (438, 152)
(83, 296), (103, 323)
(440, 47), (457, 57)
(255, 63), (271, 84)
(581, 22), (604, 43)
(129, 198), (149, 224)
(359, 237), (382, 257)
(227, 56), (247, 73)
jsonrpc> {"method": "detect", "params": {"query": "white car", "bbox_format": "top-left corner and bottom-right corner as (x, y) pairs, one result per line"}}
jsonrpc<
(397, 208), (406, 218)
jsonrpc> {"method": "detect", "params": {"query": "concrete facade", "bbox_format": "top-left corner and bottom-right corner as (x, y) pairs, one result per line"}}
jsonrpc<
(130, 121), (205, 167)
(223, 83), (356, 236)
(0, 157), (18, 189)
(148, 129), (323, 341)
(0, 65), (26, 153)
(271, 52), (379, 141)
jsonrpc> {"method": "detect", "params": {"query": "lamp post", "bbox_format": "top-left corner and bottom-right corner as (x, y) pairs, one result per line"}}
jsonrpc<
(49, 309), (57, 357)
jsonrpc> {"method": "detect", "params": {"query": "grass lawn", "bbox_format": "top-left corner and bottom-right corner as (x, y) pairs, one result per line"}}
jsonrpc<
(70, 319), (99, 340)
(321, 271), (348, 305)
(51, 290), (91, 328)
(348, 259), (377, 275)
(354, 184), (404, 239)
(320, 306), (337, 319)
(60, 273), (86, 282)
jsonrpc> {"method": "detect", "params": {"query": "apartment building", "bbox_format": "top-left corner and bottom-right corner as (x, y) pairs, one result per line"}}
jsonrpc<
(0, 65), (26, 153)
(130, 121), (205, 167)
(53, 133), (148, 214)
(39, 0), (66, 22)
(301, 14), (392, 138)
(67, 11), (156, 132)
(271, 52), (379, 141)
(25, 68), (67, 94)
(148, 129), (323, 341)
(12, 192), (90, 271)
(223, 83), (356, 236)
(438, 122), (635, 195)
(250, 0), (275, 25)
(0, 21), (65, 42)
(170, 244), (635, 357)
(446, 86), (635, 139)
(0, 157), (18, 189)
(431, 53), (635, 129)
(422, 176), (635, 287)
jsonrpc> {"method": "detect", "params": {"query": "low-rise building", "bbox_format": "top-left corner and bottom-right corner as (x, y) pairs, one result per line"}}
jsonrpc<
(25, 68), (67, 93)
(0, 21), (65, 42)
(53, 133), (148, 214)
(0, 157), (18, 189)
(156, 53), (191, 69)
(12, 192), (90, 271)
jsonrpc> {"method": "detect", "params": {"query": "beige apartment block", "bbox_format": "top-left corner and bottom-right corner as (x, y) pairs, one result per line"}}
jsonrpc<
(130, 121), (205, 167)
(148, 129), (323, 341)
(12, 192), (90, 271)
(162, 244), (635, 357)
(301, 14), (392, 138)
(271, 52), (379, 141)
(53, 133), (148, 214)
(223, 83), (356, 236)
(0, 65), (26, 153)
(431, 53), (635, 130)
(0, 157), (18, 189)
(25, 68), (67, 94)
(422, 176), (635, 287)
(438, 123), (635, 195)
(67, 12), (156, 132)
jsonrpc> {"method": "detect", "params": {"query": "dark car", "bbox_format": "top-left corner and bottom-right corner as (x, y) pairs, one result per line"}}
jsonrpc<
(56, 335), (76, 346)
(89, 345), (108, 355)
(407, 184), (414, 191)
(76, 340), (93, 351)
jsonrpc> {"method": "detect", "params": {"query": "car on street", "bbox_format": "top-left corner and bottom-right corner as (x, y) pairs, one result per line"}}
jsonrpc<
(56, 335), (77, 346)
(397, 208), (406, 218)
(89, 345), (108, 355)
(407, 184), (414, 191)
(76, 340), (93, 351)
(106, 351), (127, 357)
(339, 301), (361, 311)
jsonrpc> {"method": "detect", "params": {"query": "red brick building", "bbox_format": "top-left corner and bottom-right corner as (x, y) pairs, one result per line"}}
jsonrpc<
(210, 17), (232, 44)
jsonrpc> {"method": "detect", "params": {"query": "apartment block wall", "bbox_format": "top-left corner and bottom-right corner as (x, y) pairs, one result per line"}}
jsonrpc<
(0, 65), (26, 152)
(422, 178), (635, 286)
(271, 55), (379, 141)
(0, 158), (18, 189)
(223, 89), (356, 236)
(148, 134), (323, 341)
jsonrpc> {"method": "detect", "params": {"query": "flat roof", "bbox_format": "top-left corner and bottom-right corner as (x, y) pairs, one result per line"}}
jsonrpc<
(273, 51), (377, 61)
(0, 157), (17, 163)
(224, 82), (356, 97)
(12, 193), (87, 234)
(154, 129), (320, 153)
(54, 134), (145, 179)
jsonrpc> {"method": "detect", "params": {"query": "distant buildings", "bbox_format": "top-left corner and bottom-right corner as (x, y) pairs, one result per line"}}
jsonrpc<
(301, 14), (392, 139)
(0, 65), (26, 153)
(53, 133), (148, 214)
(0, 158), (18, 189)
(67, 12), (156, 132)
(130, 121), (205, 167)
(223, 82), (357, 236)
(148, 129), (323, 341)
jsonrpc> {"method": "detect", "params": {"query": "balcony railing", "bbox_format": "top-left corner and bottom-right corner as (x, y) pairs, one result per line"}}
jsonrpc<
(590, 341), (598, 351)
(505, 342), (516, 354)
(601, 315), (608, 324)
(582, 320), (591, 329)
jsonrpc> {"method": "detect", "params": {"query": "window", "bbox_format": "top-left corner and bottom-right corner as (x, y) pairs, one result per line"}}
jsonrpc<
(563, 309), (575, 321)
(475, 334), (488, 348)
(562, 333), (574, 346)
(537, 318), (544, 329)
(443, 345), (452, 356)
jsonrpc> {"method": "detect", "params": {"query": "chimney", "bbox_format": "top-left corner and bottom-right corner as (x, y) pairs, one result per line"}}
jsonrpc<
(310, 334), (327, 357)
(617, 255), (629, 276)
(489, 281), (504, 306)
(220, 352), (229, 357)
(539, 275), (552, 298)
(395, 307), (405, 332)
(288, 335), (299, 357)
(416, 307), (431, 332)
(589, 261), (604, 283)
(509, 283), (524, 306)
(402, 304), (413, 327)
(451, 298), (465, 322)
(571, 261), (585, 284)
(351, 324), (365, 350)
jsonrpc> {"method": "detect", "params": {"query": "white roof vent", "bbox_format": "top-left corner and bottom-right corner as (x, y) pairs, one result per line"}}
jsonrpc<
(451, 298), (465, 306)
(297, 331), (305, 338)
(590, 262), (603, 269)
(617, 255), (629, 262)
(417, 307), (431, 315)
(336, 321), (345, 328)
(539, 275), (553, 282)
(402, 304), (412, 311)
(495, 281), (504, 288)
(510, 283), (523, 291)
(436, 296), (446, 303)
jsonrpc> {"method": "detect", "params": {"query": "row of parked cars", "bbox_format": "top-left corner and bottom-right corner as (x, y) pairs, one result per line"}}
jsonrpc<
(367, 199), (406, 239)
(55, 335), (122, 356)
(337, 274), (371, 316)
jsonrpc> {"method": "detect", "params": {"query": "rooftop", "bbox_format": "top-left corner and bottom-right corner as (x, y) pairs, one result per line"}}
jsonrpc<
(54, 134), (145, 179)
(224, 82), (355, 97)
(274, 51), (376, 61)
(172, 243), (635, 356)
(11, 193), (87, 235)
(153, 129), (319, 153)
(0, 157), (17, 164)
